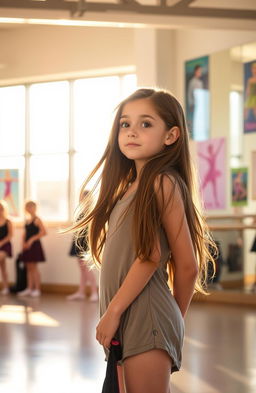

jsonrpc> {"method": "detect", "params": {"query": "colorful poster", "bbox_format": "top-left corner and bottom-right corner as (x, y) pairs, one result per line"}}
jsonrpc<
(231, 168), (248, 206)
(0, 169), (19, 216)
(197, 138), (226, 210)
(252, 152), (256, 200)
(185, 56), (209, 141)
(244, 60), (256, 133)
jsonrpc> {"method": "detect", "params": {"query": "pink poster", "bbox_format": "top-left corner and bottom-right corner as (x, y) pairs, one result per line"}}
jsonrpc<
(197, 138), (226, 210)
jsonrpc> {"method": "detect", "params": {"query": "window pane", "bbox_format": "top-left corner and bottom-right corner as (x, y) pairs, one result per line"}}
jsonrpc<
(0, 157), (24, 218)
(73, 76), (120, 165)
(30, 81), (69, 154)
(0, 85), (25, 155)
(30, 155), (68, 221)
(74, 152), (100, 199)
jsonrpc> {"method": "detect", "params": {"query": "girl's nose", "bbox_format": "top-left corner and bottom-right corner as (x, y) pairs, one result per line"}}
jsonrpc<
(127, 126), (137, 137)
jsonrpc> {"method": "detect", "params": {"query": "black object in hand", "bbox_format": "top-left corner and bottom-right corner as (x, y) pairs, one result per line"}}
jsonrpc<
(102, 339), (122, 393)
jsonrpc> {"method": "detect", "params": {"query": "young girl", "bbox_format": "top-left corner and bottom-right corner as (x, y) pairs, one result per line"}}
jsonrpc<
(69, 88), (215, 393)
(67, 192), (98, 302)
(18, 201), (47, 298)
(0, 200), (13, 295)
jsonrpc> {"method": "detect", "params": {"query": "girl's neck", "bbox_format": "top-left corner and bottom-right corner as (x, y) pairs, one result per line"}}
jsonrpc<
(134, 159), (147, 179)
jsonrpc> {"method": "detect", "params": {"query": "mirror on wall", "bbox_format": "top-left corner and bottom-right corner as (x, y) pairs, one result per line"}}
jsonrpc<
(188, 41), (256, 292)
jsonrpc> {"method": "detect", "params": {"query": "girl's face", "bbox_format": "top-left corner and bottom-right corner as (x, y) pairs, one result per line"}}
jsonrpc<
(25, 204), (36, 215)
(118, 98), (174, 163)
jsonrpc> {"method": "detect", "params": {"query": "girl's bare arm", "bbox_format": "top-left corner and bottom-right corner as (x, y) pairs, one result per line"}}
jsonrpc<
(159, 175), (198, 317)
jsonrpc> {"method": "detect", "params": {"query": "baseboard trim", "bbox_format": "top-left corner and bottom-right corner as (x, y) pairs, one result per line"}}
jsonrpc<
(193, 290), (256, 306)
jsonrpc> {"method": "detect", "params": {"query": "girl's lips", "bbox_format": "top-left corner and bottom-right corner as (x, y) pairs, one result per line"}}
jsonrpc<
(125, 143), (140, 146)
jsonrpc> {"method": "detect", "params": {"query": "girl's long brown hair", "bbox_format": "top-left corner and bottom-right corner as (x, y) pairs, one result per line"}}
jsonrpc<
(67, 88), (215, 294)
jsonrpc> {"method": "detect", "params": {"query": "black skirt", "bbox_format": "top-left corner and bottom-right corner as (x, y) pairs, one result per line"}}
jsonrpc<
(0, 241), (12, 257)
(69, 236), (89, 257)
(21, 240), (46, 263)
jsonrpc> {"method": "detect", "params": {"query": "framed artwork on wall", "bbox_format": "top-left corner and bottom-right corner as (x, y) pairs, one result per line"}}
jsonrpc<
(0, 169), (19, 216)
(244, 60), (256, 134)
(231, 167), (248, 206)
(197, 137), (226, 210)
(185, 55), (209, 141)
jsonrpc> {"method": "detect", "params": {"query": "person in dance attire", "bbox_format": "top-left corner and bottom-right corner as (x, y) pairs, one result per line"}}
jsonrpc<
(68, 88), (215, 393)
(0, 200), (13, 295)
(17, 201), (47, 298)
(67, 191), (98, 302)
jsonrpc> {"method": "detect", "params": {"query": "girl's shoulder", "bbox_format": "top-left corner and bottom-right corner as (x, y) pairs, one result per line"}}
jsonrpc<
(33, 216), (42, 225)
(154, 172), (176, 192)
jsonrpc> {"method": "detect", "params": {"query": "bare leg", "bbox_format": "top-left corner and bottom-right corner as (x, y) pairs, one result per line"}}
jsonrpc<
(117, 365), (126, 393)
(78, 259), (87, 294)
(80, 260), (98, 295)
(32, 264), (41, 291)
(26, 263), (34, 290)
(123, 349), (172, 393)
(67, 259), (87, 300)
(0, 252), (9, 289)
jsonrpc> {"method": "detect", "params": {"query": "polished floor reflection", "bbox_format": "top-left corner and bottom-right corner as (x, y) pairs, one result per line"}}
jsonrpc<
(0, 294), (255, 393)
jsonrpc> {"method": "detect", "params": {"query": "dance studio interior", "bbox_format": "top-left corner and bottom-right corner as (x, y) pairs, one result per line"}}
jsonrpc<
(0, 1), (256, 392)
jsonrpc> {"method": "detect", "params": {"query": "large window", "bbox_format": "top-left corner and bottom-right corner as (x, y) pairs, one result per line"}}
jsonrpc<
(0, 74), (137, 221)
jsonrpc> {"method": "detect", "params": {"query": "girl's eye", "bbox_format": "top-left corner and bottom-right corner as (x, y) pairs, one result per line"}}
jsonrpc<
(142, 121), (152, 128)
(120, 121), (129, 128)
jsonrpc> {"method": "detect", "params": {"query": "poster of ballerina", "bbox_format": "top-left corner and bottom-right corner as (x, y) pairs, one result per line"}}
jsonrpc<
(252, 152), (256, 200)
(0, 169), (19, 216)
(197, 137), (226, 210)
(231, 168), (248, 206)
(185, 56), (209, 141)
(244, 60), (256, 133)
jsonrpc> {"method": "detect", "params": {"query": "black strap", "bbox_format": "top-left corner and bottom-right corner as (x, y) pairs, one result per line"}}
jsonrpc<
(102, 339), (122, 393)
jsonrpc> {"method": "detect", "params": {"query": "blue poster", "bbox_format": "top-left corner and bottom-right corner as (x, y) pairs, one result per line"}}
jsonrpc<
(185, 56), (209, 141)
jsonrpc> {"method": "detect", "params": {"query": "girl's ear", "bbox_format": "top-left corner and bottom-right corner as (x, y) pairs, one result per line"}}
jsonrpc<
(165, 126), (180, 146)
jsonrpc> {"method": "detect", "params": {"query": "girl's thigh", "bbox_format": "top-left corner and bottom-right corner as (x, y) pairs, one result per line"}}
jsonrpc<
(123, 349), (172, 393)
(0, 251), (7, 263)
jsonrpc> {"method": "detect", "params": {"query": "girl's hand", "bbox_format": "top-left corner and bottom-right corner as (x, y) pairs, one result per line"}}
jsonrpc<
(96, 310), (121, 349)
(24, 239), (33, 250)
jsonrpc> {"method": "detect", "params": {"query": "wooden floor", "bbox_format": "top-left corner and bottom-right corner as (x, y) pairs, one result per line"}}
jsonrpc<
(0, 294), (255, 393)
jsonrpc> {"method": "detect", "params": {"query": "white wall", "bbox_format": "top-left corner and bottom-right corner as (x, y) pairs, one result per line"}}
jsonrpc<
(0, 25), (135, 84)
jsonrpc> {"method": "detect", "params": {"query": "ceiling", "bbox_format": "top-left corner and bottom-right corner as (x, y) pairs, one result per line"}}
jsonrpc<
(0, 0), (256, 30)
(1, 0), (256, 18)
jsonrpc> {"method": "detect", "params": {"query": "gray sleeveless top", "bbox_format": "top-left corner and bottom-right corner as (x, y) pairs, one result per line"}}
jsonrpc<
(99, 191), (185, 373)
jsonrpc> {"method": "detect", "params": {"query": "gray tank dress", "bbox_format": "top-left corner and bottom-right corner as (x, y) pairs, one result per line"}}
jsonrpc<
(99, 191), (185, 373)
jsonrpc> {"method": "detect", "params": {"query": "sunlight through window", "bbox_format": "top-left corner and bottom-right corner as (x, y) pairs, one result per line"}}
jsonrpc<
(0, 304), (60, 327)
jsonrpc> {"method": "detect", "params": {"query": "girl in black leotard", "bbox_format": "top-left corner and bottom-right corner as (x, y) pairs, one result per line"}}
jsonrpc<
(0, 200), (13, 295)
(17, 201), (47, 298)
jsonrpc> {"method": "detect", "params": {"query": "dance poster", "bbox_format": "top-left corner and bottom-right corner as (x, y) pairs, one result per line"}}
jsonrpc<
(0, 169), (19, 216)
(197, 138), (226, 210)
(252, 152), (256, 200)
(231, 168), (248, 206)
(185, 56), (209, 141)
(244, 60), (256, 133)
